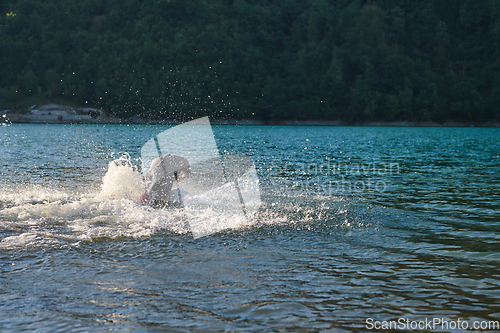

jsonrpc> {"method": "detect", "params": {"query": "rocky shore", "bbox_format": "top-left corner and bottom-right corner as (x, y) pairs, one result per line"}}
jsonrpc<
(4, 114), (499, 127)
(2, 104), (499, 127)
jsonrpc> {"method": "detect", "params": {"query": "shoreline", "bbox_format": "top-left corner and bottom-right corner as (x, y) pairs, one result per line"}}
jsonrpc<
(3, 113), (500, 127)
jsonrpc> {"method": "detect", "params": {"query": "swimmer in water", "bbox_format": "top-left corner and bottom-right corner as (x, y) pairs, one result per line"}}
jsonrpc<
(141, 154), (190, 207)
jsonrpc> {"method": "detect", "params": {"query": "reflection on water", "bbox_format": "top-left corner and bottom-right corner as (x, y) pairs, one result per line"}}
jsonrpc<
(0, 124), (499, 331)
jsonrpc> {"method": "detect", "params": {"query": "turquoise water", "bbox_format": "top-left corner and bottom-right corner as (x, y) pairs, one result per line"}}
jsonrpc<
(1, 123), (499, 331)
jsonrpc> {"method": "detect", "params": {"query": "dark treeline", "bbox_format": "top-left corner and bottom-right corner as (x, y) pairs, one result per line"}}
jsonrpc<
(1, 0), (499, 122)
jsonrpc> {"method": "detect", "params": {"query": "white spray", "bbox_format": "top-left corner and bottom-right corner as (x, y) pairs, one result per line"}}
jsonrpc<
(97, 154), (146, 202)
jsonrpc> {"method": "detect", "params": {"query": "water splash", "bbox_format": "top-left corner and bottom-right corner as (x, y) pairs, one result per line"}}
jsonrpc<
(0, 153), (367, 249)
(0, 155), (190, 248)
(96, 153), (146, 202)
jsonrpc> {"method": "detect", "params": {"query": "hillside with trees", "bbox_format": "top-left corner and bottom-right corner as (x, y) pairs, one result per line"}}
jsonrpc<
(1, 0), (499, 122)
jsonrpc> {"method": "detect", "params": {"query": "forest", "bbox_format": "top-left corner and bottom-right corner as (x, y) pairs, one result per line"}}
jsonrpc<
(1, 0), (499, 122)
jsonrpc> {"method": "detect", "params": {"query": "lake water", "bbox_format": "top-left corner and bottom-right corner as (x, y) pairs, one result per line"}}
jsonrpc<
(1, 123), (499, 332)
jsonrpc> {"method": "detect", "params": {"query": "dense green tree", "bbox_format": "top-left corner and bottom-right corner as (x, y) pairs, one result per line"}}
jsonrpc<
(0, 0), (498, 122)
